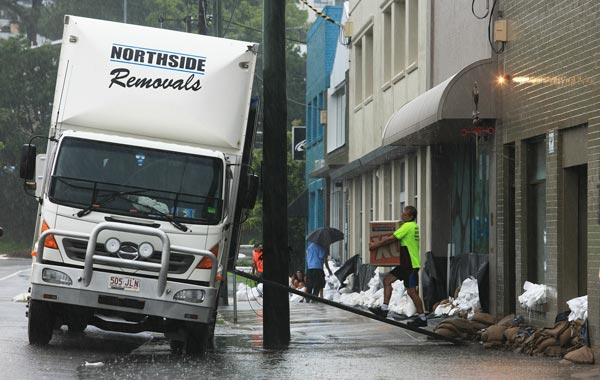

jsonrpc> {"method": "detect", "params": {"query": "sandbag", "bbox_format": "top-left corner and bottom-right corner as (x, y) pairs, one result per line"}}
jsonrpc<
(559, 326), (574, 347)
(497, 314), (516, 327)
(470, 321), (491, 331)
(442, 317), (479, 334)
(533, 337), (558, 354)
(472, 312), (496, 325)
(504, 326), (521, 343)
(544, 321), (569, 338)
(435, 321), (461, 336)
(563, 345), (594, 364)
(434, 327), (459, 338)
(481, 324), (507, 343)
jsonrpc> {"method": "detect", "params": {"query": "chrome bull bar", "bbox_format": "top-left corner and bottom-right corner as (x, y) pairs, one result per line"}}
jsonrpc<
(37, 222), (217, 296)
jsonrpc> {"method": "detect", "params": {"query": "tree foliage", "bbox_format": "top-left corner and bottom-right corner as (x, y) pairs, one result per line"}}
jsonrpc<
(0, 37), (59, 244)
(0, 0), (309, 251)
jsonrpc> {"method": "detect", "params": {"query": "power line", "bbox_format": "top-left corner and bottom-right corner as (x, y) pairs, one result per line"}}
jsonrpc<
(226, 20), (306, 44)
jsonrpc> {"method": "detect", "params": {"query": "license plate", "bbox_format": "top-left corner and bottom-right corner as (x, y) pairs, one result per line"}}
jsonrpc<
(108, 275), (141, 292)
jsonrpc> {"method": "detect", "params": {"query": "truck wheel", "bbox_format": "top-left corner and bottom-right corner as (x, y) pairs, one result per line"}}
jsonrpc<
(206, 305), (218, 350)
(184, 323), (209, 355)
(28, 300), (55, 345)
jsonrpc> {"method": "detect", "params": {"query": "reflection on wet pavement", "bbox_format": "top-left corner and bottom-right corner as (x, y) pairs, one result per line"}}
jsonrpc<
(76, 303), (599, 380)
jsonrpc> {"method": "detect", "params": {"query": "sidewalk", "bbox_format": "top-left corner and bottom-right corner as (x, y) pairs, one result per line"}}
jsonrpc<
(214, 299), (597, 380)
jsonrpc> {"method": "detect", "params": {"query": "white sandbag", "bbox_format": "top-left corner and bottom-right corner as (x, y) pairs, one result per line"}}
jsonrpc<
(453, 277), (481, 311)
(567, 295), (588, 322)
(518, 281), (547, 309)
(434, 302), (453, 316)
(290, 287), (307, 302)
(236, 283), (261, 301)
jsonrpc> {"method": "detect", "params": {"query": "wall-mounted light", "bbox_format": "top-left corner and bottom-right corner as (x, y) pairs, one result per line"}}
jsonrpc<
(496, 74), (512, 85)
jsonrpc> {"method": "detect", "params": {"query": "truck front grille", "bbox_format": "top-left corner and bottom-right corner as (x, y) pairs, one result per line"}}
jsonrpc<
(62, 238), (195, 274)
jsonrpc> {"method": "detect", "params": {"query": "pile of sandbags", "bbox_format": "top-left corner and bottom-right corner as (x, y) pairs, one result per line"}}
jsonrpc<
(432, 278), (482, 319)
(435, 312), (593, 364)
(450, 313), (594, 364)
(433, 312), (496, 341)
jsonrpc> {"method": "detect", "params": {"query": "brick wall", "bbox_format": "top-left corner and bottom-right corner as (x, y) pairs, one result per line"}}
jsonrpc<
(498, 0), (600, 347)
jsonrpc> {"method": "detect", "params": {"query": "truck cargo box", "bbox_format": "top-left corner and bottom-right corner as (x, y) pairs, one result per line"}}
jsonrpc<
(51, 15), (257, 152)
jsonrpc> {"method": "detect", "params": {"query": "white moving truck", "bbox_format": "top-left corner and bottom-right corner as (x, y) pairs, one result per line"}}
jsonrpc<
(19, 15), (259, 354)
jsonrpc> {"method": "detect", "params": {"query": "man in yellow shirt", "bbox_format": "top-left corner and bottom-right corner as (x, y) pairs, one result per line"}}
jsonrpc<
(368, 206), (427, 328)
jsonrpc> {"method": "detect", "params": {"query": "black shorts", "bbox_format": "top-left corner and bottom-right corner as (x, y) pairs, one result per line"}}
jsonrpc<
(306, 268), (326, 289)
(389, 266), (420, 289)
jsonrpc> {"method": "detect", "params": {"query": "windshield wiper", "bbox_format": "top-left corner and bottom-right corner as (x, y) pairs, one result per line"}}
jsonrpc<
(126, 196), (189, 232)
(76, 189), (148, 217)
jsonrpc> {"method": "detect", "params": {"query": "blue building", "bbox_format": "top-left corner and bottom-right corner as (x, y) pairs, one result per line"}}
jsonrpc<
(305, 5), (343, 234)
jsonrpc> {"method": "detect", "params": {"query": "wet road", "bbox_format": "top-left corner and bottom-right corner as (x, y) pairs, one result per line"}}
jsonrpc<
(1, 257), (598, 379)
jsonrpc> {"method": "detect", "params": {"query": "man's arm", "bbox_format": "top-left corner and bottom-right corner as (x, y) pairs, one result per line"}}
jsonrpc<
(324, 255), (333, 276)
(369, 234), (397, 250)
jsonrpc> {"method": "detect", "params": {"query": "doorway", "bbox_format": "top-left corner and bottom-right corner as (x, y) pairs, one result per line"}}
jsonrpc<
(562, 164), (588, 301)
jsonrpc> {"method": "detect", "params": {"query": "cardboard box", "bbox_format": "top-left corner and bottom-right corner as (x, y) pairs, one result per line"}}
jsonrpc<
(368, 220), (403, 266)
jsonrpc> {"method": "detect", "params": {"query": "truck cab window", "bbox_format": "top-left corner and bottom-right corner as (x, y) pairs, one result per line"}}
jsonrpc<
(50, 137), (224, 225)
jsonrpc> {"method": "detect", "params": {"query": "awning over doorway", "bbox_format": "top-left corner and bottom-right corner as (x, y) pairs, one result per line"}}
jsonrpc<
(382, 59), (496, 146)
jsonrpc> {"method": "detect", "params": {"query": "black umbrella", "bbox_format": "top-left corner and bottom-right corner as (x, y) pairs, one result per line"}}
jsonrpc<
(306, 227), (344, 247)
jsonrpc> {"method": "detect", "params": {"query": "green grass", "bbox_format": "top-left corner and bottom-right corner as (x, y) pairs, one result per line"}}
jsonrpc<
(237, 259), (252, 267)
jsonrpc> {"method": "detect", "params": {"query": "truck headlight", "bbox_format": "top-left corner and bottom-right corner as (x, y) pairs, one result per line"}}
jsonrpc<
(105, 238), (121, 254)
(42, 268), (73, 285)
(138, 242), (154, 259)
(173, 289), (206, 303)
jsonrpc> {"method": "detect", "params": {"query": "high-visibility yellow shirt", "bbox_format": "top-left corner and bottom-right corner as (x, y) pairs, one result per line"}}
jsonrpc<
(393, 221), (420, 268)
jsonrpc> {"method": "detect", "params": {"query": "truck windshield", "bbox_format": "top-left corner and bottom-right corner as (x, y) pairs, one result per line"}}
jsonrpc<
(49, 137), (224, 225)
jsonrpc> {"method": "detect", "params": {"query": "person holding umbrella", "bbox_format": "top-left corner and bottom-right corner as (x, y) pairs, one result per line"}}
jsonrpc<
(305, 227), (342, 301)
(305, 242), (333, 301)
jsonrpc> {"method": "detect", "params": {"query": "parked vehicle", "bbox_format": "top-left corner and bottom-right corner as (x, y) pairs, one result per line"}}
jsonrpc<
(19, 15), (259, 354)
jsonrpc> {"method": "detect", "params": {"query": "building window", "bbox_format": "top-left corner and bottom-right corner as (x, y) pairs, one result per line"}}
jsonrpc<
(327, 85), (346, 153)
(372, 171), (379, 221)
(356, 178), (363, 249)
(354, 26), (374, 102)
(527, 138), (547, 284)
(318, 92), (325, 141)
(331, 188), (341, 258)
(412, 155), (418, 208)
(393, 0), (406, 75)
(398, 160), (406, 217)
(364, 29), (374, 98)
(384, 163), (392, 219)
(383, 6), (392, 83)
(407, 0), (418, 68)
(353, 39), (363, 105)
(311, 97), (318, 144)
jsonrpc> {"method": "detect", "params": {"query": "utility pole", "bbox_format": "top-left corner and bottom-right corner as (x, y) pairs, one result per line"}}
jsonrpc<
(262, 0), (290, 348)
(197, 0), (207, 35)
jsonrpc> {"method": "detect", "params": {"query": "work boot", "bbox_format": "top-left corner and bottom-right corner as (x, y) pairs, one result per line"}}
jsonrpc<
(407, 317), (427, 328)
(368, 307), (389, 318)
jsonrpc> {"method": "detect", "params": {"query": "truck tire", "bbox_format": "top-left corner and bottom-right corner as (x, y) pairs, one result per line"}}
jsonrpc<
(206, 303), (218, 350)
(28, 300), (55, 345)
(184, 322), (209, 355)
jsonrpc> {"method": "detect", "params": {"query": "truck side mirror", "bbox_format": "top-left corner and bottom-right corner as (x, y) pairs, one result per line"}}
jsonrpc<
(244, 174), (259, 209)
(19, 144), (36, 181)
(0, 227), (3, 237)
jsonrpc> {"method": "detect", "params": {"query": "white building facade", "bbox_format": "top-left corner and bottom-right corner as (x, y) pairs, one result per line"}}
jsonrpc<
(325, 0), (499, 312)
